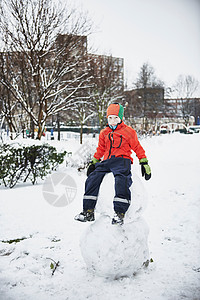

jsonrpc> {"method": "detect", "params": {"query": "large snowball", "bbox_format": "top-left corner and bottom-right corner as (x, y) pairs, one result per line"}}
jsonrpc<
(80, 172), (150, 279)
(80, 215), (149, 279)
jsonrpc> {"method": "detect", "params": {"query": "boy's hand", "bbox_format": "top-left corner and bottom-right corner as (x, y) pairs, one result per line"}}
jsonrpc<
(139, 158), (151, 180)
(87, 157), (100, 176)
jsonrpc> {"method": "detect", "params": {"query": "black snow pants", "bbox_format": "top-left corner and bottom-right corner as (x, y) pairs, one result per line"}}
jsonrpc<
(83, 156), (132, 214)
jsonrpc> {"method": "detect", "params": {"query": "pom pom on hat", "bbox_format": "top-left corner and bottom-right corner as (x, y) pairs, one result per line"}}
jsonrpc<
(106, 103), (124, 120)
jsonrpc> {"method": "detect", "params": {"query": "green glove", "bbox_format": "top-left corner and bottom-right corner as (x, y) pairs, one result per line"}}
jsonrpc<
(139, 158), (151, 180)
(87, 157), (100, 176)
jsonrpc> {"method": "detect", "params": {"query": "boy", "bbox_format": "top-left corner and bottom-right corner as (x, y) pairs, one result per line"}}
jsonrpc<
(75, 103), (151, 225)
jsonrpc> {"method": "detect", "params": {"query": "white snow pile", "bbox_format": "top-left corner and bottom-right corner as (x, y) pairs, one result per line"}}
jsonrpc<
(0, 132), (200, 300)
(80, 173), (150, 279)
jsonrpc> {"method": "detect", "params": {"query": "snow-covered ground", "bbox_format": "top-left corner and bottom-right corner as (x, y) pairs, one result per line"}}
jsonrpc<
(0, 132), (200, 300)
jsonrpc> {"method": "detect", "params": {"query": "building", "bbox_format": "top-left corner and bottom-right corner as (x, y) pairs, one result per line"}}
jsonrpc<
(88, 53), (124, 90)
(164, 98), (200, 124)
(124, 88), (200, 132)
(0, 33), (124, 137)
(124, 87), (165, 132)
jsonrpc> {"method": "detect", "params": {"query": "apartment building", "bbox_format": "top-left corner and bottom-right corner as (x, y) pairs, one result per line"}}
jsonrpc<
(124, 88), (200, 131)
(0, 33), (124, 136)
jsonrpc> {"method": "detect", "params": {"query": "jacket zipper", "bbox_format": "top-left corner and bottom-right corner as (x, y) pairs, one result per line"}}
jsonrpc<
(108, 132), (113, 159)
(117, 135), (122, 148)
(108, 133), (123, 158)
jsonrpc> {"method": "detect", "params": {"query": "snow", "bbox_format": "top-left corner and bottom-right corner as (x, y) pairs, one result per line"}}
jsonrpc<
(80, 172), (149, 279)
(80, 213), (149, 279)
(0, 133), (200, 300)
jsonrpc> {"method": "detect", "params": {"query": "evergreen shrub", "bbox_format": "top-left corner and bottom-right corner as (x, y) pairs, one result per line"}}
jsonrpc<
(0, 143), (66, 188)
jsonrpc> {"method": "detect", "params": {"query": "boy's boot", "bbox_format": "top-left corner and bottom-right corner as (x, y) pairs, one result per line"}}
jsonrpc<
(112, 212), (125, 225)
(74, 209), (95, 222)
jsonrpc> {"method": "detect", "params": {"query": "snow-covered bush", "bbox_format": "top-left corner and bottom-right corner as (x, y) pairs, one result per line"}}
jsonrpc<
(0, 143), (66, 188)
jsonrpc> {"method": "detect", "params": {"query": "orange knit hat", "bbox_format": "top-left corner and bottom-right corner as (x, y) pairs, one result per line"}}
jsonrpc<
(106, 103), (124, 120)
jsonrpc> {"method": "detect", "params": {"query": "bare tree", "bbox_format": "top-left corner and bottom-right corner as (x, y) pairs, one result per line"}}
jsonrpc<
(67, 87), (95, 144)
(0, 0), (93, 139)
(133, 62), (165, 131)
(173, 75), (199, 98)
(172, 75), (199, 125)
(88, 54), (124, 129)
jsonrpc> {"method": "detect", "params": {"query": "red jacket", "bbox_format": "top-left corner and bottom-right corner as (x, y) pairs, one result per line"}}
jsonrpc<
(94, 122), (146, 163)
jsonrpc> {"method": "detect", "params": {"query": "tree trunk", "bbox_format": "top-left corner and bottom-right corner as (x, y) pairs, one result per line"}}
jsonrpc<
(80, 123), (83, 144)
(31, 120), (35, 139)
(37, 123), (43, 140)
(57, 114), (60, 141)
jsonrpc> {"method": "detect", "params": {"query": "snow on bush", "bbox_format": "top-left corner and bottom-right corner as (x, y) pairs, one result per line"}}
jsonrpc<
(0, 143), (66, 188)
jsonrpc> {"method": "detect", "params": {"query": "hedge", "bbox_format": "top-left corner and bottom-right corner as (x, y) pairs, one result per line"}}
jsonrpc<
(0, 143), (66, 188)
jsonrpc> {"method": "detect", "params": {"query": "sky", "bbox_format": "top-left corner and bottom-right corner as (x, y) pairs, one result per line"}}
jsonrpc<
(72, 0), (200, 95)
